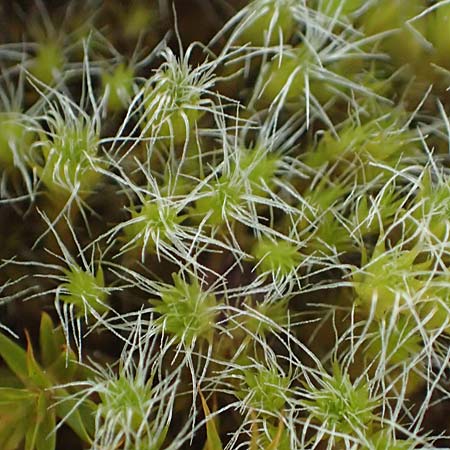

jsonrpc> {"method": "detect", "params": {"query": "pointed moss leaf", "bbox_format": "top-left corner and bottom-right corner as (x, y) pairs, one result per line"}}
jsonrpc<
(47, 348), (78, 383)
(0, 388), (36, 450)
(0, 387), (36, 404)
(0, 418), (28, 450)
(39, 313), (64, 368)
(102, 63), (134, 111)
(154, 425), (169, 450)
(249, 410), (259, 450)
(0, 331), (28, 382)
(200, 390), (223, 450)
(73, 398), (96, 437)
(0, 367), (23, 388)
(36, 392), (56, 450)
(25, 392), (55, 450)
(266, 419), (285, 450)
(25, 332), (51, 389)
(55, 392), (94, 443)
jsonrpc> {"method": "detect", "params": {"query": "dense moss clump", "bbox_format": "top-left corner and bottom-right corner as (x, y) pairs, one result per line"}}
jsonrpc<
(0, 1), (450, 449)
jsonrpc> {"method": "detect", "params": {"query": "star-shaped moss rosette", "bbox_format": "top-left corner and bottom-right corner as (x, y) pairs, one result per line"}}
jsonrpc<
(352, 239), (431, 320)
(31, 93), (105, 209)
(299, 363), (380, 448)
(150, 273), (218, 347)
(140, 44), (227, 146)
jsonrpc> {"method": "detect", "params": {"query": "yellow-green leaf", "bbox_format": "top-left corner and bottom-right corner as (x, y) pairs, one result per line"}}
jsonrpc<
(48, 347), (78, 383)
(249, 410), (259, 450)
(36, 392), (56, 450)
(25, 331), (50, 389)
(266, 418), (284, 450)
(0, 388), (35, 450)
(199, 390), (223, 450)
(39, 313), (64, 368)
(55, 392), (94, 443)
(0, 331), (27, 382)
